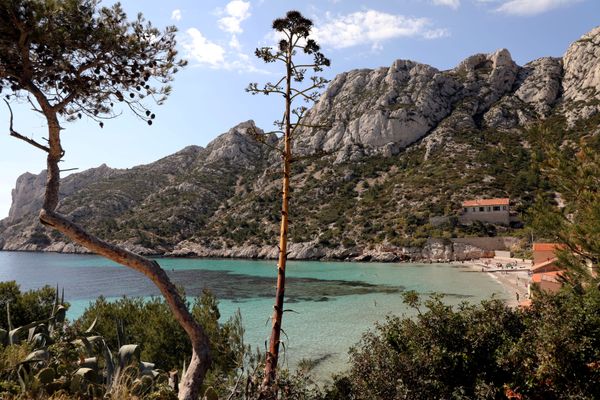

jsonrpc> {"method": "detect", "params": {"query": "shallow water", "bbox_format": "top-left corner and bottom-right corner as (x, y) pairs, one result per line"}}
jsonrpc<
(0, 251), (509, 378)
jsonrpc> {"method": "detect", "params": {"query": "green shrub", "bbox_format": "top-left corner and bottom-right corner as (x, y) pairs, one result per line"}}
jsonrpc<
(76, 290), (246, 379)
(0, 282), (60, 330)
(325, 287), (600, 400)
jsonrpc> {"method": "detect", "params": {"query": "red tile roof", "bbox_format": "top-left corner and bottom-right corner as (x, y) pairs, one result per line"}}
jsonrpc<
(462, 198), (510, 207)
(531, 270), (563, 283)
(531, 258), (561, 273)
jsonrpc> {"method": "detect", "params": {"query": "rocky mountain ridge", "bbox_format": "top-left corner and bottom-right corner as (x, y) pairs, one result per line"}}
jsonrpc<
(1, 26), (599, 261)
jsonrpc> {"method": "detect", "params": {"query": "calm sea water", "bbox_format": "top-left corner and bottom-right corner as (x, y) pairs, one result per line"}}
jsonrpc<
(0, 251), (509, 378)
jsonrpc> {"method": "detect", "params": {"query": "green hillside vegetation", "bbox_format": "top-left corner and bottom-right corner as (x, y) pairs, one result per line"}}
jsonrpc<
(197, 114), (598, 251)
(24, 111), (595, 256)
(45, 152), (271, 250)
(0, 282), (59, 331)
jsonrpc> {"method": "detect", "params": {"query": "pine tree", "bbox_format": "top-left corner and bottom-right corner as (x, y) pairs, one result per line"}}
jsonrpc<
(532, 135), (600, 287)
(0, 1), (209, 398)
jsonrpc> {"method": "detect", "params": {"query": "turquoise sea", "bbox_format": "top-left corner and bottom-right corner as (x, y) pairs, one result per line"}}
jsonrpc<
(0, 251), (509, 378)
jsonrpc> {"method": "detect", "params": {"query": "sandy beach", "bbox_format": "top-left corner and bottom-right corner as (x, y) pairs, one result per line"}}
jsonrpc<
(461, 257), (531, 307)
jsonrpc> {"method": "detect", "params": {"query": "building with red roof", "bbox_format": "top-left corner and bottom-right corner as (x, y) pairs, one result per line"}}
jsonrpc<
(528, 243), (565, 298)
(459, 198), (510, 225)
(532, 242), (564, 265)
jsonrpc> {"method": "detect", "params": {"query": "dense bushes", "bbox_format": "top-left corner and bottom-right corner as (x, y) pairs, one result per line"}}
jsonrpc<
(0, 287), (247, 399)
(325, 286), (600, 400)
(1, 282), (599, 399)
(76, 290), (246, 389)
(0, 281), (60, 330)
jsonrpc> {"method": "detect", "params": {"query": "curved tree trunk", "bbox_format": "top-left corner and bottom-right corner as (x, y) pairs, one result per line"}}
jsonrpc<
(36, 107), (211, 400)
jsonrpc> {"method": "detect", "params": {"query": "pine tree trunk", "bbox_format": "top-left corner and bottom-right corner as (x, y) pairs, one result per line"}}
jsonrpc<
(36, 105), (211, 400)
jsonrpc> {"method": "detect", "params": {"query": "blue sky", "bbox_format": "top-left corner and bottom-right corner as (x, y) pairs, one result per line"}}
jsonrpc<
(0, 0), (598, 218)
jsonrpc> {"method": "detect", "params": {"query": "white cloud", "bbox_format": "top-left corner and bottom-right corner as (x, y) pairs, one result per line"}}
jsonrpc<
(495, 0), (582, 15)
(218, 0), (251, 34)
(371, 42), (383, 51)
(229, 34), (242, 51)
(171, 9), (182, 21)
(313, 10), (448, 49)
(181, 28), (226, 68)
(423, 28), (451, 39)
(181, 28), (268, 73)
(181, 1), (260, 73)
(432, 0), (461, 9)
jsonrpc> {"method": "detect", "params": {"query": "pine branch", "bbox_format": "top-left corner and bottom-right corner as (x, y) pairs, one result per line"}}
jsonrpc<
(4, 99), (50, 153)
(26, 95), (43, 114)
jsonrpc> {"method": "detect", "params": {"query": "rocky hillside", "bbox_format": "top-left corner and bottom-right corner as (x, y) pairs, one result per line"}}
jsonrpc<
(0, 121), (274, 253)
(1, 27), (599, 261)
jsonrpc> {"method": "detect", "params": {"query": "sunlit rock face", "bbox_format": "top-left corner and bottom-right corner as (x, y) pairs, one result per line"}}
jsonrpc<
(561, 26), (600, 124)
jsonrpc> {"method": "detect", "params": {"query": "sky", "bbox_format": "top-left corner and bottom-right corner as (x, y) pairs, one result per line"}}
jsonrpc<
(0, 0), (599, 219)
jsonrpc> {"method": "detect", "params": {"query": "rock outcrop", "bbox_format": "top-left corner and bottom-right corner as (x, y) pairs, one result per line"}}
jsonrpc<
(7, 171), (46, 224)
(166, 237), (511, 262)
(295, 60), (459, 161)
(292, 26), (600, 163)
(514, 57), (562, 117)
(203, 121), (276, 167)
(561, 26), (600, 123)
(293, 44), (576, 162)
(7, 164), (116, 224)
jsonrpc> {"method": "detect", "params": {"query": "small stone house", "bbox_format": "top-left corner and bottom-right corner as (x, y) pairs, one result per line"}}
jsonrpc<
(459, 198), (510, 225)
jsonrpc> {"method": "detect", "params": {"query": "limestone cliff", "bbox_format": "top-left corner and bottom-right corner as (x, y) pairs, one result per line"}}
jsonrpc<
(1, 26), (599, 260)
(561, 26), (600, 123)
(0, 121), (272, 253)
(294, 47), (566, 162)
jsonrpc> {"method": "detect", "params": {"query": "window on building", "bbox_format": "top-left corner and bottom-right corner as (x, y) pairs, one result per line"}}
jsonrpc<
(479, 207), (484, 212)
(463, 208), (468, 213)
(502, 206), (507, 210)
(493, 206), (500, 211)
(472, 207), (476, 212)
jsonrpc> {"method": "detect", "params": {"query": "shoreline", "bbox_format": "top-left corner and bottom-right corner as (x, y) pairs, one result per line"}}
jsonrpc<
(0, 250), (531, 307)
(459, 257), (531, 307)
(0, 249), (531, 307)
(0, 247), (516, 264)
(0, 236), (517, 264)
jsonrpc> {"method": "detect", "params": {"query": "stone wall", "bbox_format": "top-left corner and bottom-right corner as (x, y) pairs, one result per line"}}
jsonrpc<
(459, 211), (510, 225)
